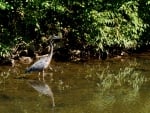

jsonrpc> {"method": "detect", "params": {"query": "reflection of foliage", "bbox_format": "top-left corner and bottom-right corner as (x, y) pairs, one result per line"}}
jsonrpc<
(99, 67), (145, 91)
(55, 79), (71, 91)
(0, 68), (20, 86)
(87, 89), (142, 113)
(0, 70), (10, 89)
(85, 61), (147, 92)
(0, 70), (10, 85)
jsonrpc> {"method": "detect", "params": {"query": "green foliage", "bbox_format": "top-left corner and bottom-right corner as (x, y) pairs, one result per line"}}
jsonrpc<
(85, 1), (147, 51)
(0, 1), (12, 10)
(0, 0), (150, 57)
(0, 43), (11, 57)
(0, 0), (62, 57)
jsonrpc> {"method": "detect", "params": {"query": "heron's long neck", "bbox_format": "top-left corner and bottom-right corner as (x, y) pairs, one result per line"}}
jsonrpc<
(48, 43), (53, 61)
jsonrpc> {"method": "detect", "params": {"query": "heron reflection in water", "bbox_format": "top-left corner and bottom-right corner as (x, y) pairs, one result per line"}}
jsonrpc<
(25, 35), (61, 81)
(28, 80), (55, 107)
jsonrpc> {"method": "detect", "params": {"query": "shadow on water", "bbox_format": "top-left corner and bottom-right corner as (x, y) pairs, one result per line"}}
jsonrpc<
(0, 54), (150, 113)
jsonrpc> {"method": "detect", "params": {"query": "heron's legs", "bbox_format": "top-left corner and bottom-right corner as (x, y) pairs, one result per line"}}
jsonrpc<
(42, 70), (45, 81)
(38, 72), (41, 81)
(38, 70), (45, 81)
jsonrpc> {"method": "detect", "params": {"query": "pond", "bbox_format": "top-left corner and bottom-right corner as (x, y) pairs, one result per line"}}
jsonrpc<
(0, 53), (150, 113)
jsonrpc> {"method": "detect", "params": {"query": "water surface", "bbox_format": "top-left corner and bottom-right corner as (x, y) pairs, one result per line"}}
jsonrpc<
(0, 54), (150, 113)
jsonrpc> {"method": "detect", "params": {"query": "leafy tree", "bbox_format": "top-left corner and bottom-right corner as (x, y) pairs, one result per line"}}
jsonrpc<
(0, 0), (150, 58)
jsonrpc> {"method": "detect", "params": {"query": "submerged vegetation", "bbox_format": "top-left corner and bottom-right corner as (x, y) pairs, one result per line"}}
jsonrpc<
(0, 0), (150, 61)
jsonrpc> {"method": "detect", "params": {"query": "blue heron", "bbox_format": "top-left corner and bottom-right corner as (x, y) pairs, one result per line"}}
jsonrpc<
(25, 35), (60, 81)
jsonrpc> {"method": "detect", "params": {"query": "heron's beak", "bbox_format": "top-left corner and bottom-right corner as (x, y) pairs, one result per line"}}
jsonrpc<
(52, 35), (61, 40)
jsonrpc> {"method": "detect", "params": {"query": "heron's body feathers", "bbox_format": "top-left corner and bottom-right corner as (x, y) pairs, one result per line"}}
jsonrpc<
(25, 57), (50, 73)
(25, 42), (53, 73)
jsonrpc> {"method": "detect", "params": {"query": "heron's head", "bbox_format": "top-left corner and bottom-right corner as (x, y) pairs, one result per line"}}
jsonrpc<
(52, 35), (61, 40)
(49, 35), (61, 44)
(49, 35), (61, 41)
